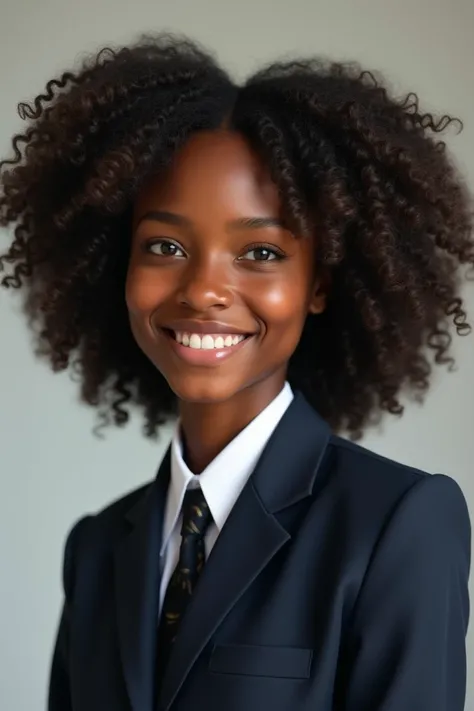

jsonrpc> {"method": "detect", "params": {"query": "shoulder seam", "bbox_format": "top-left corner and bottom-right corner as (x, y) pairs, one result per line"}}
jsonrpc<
(330, 435), (428, 478)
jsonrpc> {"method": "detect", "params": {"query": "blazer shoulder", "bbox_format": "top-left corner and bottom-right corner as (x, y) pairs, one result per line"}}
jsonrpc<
(322, 433), (446, 533)
(316, 433), (470, 587)
(329, 432), (429, 490)
(330, 431), (469, 521)
(67, 480), (153, 553)
(96, 480), (152, 521)
(86, 479), (154, 535)
(60, 480), (154, 597)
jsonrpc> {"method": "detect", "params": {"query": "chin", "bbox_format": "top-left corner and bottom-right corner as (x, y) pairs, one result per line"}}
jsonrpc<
(165, 374), (239, 405)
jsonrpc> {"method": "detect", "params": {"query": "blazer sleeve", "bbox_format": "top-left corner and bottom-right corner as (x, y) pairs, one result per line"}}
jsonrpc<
(342, 474), (471, 711)
(48, 516), (90, 711)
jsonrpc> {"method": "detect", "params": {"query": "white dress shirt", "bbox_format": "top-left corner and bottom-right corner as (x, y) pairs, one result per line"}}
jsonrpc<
(158, 382), (294, 619)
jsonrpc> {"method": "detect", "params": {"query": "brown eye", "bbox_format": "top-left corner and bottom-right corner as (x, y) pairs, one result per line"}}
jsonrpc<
(240, 246), (284, 262)
(147, 239), (186, 257)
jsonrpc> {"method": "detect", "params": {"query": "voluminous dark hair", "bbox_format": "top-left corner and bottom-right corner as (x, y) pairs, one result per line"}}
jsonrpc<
(1, 34), (473, 437)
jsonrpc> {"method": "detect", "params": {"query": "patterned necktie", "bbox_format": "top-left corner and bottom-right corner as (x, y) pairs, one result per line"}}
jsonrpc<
(157, 487), (213, 678)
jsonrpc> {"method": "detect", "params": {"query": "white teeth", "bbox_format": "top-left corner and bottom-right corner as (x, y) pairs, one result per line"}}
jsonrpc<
(173, 331), (246, 350)
(189, 334), (201, 349)
(201, 335), (214, 350)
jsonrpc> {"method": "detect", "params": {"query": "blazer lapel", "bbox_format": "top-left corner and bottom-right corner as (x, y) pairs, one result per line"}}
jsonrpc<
(115, 449), (171, 711)
(159, 393), (331, 711)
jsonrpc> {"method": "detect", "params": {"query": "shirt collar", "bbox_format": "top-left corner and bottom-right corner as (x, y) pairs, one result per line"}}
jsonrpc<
(160, 382), (294, 556)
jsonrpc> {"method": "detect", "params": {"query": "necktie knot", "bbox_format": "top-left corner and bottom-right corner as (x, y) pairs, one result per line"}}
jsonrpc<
(180, 487), (213, 538)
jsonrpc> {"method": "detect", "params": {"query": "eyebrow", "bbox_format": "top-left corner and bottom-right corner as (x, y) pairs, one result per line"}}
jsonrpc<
(135, 210), (287, 231)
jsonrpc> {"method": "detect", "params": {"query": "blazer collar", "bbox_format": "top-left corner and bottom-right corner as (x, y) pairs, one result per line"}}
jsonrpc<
(251, 391), (331, 512)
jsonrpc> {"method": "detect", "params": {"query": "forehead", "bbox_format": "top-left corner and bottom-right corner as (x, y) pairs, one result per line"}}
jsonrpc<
(133, 130), (282, 219)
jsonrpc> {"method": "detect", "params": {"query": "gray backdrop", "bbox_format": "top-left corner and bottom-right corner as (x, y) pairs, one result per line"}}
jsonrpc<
(1, 0), (473, 708)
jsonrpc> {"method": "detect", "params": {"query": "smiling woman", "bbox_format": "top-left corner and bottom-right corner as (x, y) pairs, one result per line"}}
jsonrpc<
(0, 32), (472, 711)
(127, 130), (323, 411)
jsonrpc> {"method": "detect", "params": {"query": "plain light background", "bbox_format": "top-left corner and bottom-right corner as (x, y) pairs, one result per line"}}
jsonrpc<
(0, 0), (473, 709)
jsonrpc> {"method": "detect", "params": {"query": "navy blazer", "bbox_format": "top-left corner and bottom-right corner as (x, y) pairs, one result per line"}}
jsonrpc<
(48, 393), (471, 711)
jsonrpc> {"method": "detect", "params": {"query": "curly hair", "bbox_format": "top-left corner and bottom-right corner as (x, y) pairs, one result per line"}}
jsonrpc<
(1, 33), (473, 438)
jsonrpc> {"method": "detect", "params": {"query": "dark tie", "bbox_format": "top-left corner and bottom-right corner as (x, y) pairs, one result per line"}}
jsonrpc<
(157, 487), (213, 679)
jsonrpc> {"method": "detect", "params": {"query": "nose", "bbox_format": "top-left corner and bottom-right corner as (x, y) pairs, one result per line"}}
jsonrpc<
(177, 258), (234, 312)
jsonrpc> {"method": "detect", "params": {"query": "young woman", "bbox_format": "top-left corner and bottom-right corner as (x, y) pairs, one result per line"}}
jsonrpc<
(1, 34), (472, 711)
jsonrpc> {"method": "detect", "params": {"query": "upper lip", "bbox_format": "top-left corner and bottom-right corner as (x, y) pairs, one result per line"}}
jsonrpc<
(162, 320), (254, 335)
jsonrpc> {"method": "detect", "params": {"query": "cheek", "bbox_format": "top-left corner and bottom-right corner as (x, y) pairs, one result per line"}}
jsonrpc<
(253, 277), (310, 332)
(125, 265), (167, 316)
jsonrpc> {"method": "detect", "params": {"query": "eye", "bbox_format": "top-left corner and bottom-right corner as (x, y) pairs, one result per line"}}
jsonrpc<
(240, 245), (285, 262)
(146, 239), (186, 258)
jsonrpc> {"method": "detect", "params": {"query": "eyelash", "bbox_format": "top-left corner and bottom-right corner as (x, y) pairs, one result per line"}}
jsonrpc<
(238, 242), (286, 262)
(144, 238), (287, 262)
(145, 239), (185, 258)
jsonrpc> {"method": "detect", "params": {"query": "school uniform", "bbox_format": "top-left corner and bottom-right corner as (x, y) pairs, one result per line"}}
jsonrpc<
(48, 385), (471, 711)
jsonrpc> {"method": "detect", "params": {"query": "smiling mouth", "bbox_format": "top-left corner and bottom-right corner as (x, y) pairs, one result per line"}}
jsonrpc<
(167, 330), (248, 350)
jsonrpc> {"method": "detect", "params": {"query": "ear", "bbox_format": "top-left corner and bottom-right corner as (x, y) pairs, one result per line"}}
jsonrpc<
(308, 274), (329, 315)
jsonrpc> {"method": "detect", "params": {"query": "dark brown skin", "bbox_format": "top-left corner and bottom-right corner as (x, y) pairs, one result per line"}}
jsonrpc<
(127, 130), (326, 473)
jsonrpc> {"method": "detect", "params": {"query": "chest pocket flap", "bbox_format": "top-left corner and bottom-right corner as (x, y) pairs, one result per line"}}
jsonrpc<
(209, 643), (313, 679)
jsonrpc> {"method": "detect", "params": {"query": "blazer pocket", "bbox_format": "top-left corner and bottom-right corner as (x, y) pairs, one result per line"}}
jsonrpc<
(209, 643), (313, 679)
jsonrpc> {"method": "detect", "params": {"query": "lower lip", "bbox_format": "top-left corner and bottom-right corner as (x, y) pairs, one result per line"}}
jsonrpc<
(162, 330), (252, 366)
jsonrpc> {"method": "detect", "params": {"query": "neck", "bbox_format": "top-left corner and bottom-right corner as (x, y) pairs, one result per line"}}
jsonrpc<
(179, 376), (286, 474)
